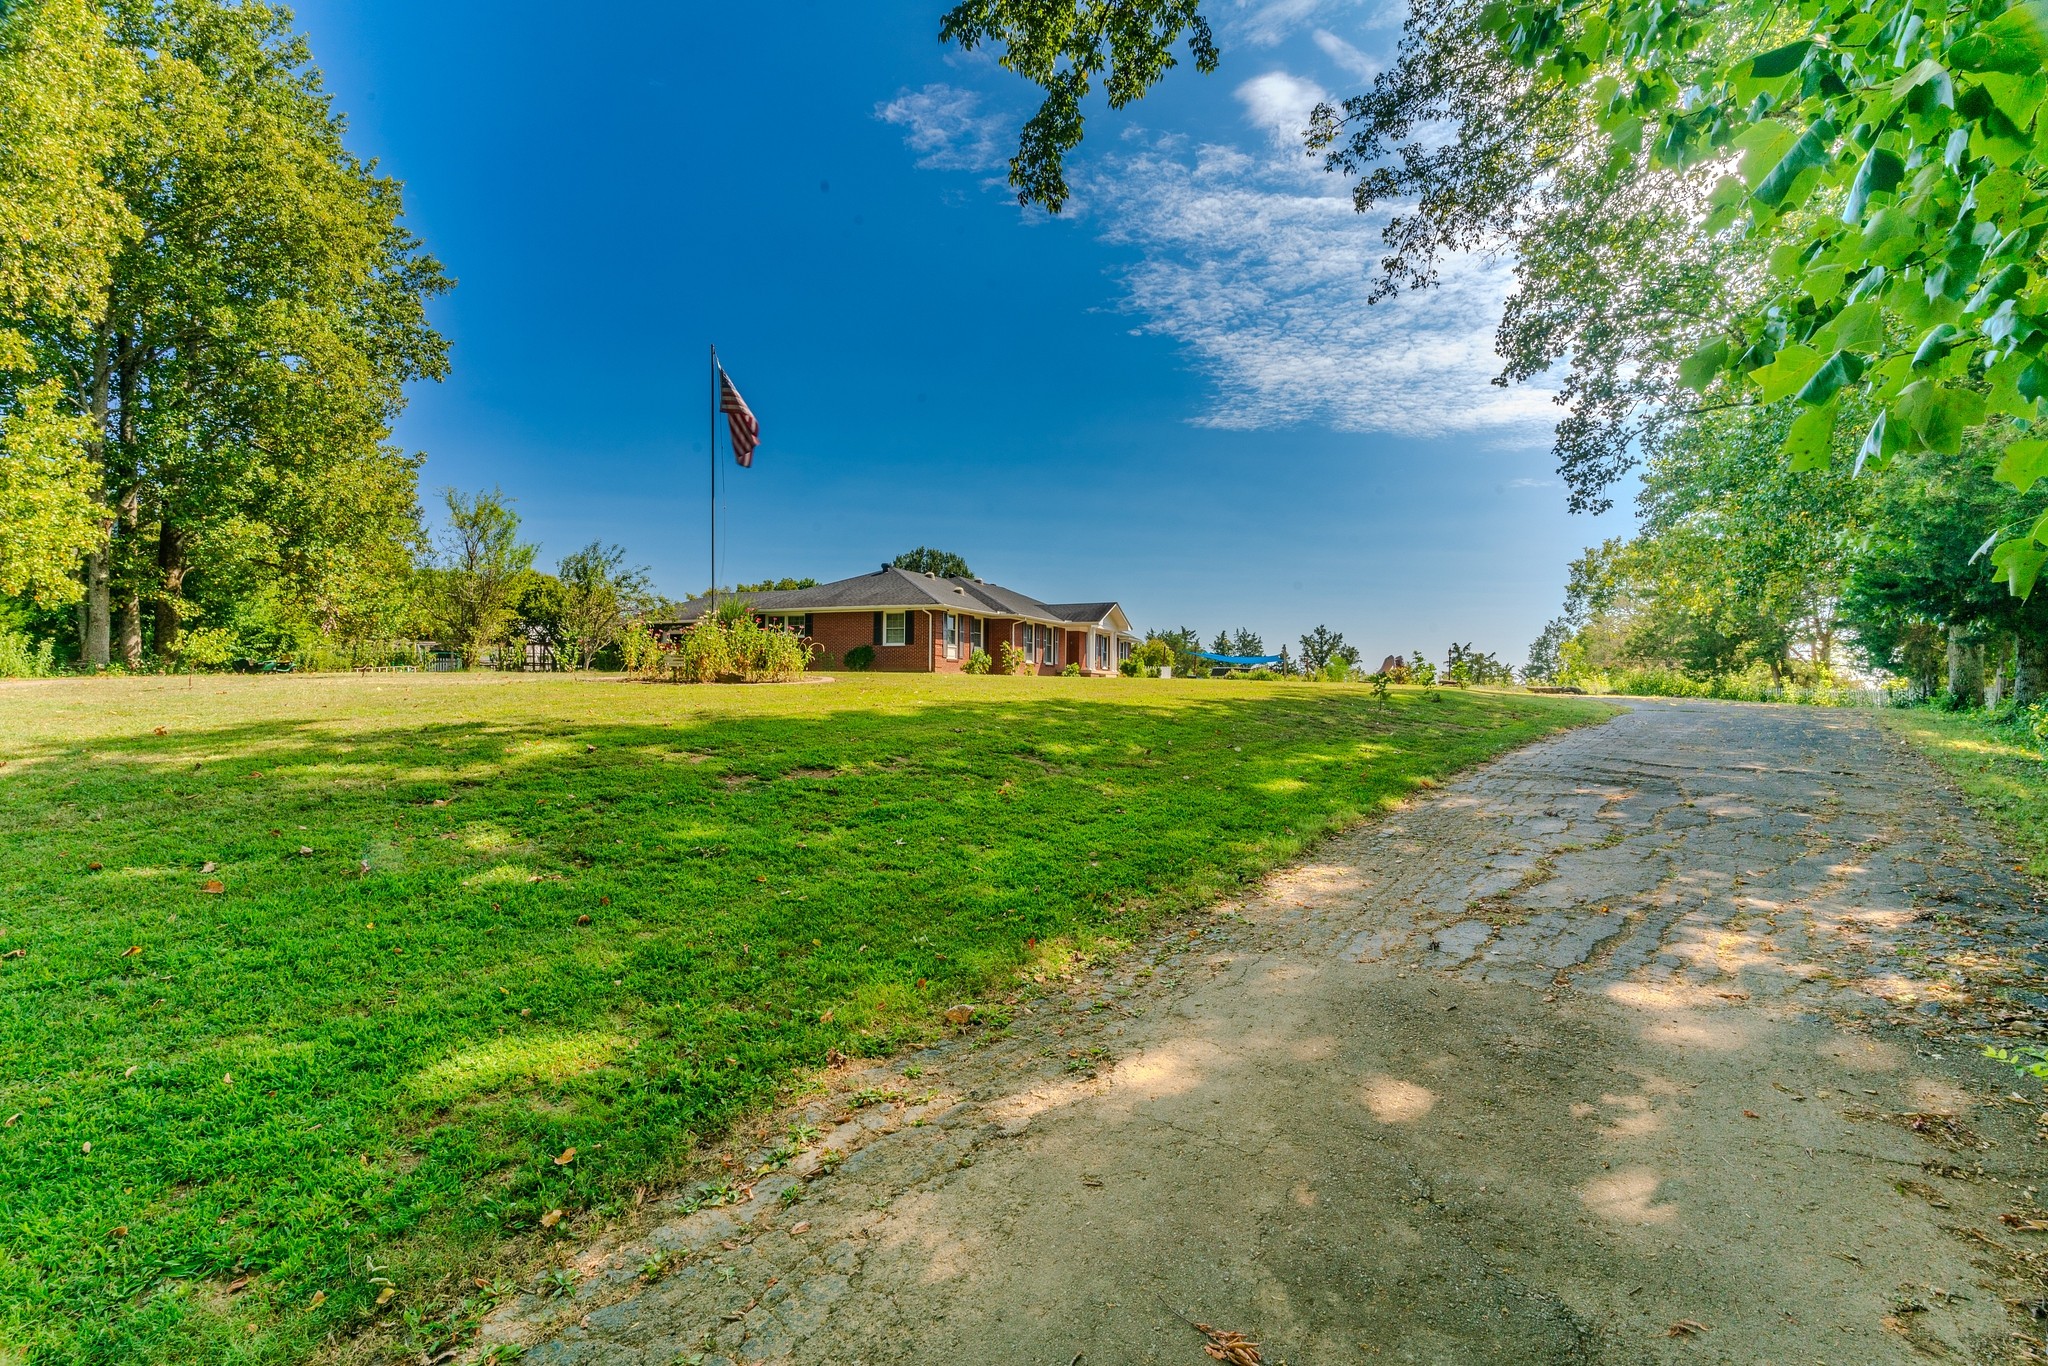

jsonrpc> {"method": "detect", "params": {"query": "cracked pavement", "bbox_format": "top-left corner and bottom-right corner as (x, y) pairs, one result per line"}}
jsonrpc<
(482, 700), (2048, 1365)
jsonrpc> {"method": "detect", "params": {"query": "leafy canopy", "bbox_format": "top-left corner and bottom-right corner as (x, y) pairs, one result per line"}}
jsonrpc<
(890, 546), (974, 578)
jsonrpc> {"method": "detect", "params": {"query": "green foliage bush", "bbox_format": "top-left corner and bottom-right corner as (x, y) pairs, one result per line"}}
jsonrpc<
(1061, 662), (1081, 677)
(619, 620), (661, 675)
(668, 615), (813, 683)
(1119, 657), (1141, 677)
(1245, 668), (1278, 681)
(177, 627), (239, 672)
(843, 644), (875, 673)
(998, 641), (1030, 675)
(963, 648), (991, 674)
(0, 629), (56, 678)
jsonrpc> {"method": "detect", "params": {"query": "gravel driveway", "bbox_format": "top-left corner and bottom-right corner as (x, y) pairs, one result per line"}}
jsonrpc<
(487, 700), (2048, 1365)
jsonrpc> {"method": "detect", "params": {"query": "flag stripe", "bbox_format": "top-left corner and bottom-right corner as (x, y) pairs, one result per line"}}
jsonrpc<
(719, 369), (759, 468)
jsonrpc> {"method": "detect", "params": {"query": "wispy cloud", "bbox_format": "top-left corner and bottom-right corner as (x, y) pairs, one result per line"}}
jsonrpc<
(877, 57), (1558, 445)
(1234, 71), (1331, 152)
(1089, 138), (1556, 441)
(1507, 477), (1559, 488)
(1312, 28), (1381, 81)
(875, 84), (1008, 172)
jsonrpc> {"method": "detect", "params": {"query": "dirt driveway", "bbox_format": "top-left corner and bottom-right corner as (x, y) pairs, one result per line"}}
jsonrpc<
(486, 700), (2048, 1365)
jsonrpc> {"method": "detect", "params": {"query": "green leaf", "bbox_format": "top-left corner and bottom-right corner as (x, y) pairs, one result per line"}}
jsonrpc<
(1971, 168), (2029, 227)
(1828, 299), (1885, 353)
(1842, 145), (1904, 224)
(1783, 399), (1839, 470)
(1855, 407), (1903, 475)
(1677, 336), (1729, 392)
(1897, 378), (1988, 454)
(1890, 59), (1956, 110)
(1994, 437), (2048, 493)
(1911, 323), (1960, 368)
(1734, 122), (1799, 189)
(1949, 4), (2048, 75)
(1990, 536), (2048, 598)
(1794, 350), (1865, 405)
(1752, 118), (1836, 210)
(1745, 39), (1813, 79)
(1968, 262), (2027, 312)
(1750, 344), (1822, 403)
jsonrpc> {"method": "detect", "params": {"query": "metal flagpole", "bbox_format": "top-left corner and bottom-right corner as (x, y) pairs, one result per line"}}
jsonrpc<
(709, 343), (718, 612)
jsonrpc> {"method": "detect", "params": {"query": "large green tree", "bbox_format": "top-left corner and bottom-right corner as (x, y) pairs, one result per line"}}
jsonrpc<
(0, 0), (448, 666)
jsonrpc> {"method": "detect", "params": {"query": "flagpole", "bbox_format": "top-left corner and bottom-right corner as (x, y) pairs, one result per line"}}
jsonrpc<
(708, 343), (717, 612)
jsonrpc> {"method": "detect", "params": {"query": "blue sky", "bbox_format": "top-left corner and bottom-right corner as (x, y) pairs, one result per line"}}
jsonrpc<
(292, 0), (1633, 666)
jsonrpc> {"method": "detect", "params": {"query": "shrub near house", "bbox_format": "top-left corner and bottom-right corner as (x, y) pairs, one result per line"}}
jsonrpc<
(653, 565), (1138, 677)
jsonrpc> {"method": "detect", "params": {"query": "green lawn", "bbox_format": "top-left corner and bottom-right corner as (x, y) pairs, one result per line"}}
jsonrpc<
(0, 672), (1607, 1363)
(1879, 706), (2048, 875)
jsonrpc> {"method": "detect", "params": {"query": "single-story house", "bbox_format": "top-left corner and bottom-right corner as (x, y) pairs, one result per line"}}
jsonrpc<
(657, 565), (1140, 676)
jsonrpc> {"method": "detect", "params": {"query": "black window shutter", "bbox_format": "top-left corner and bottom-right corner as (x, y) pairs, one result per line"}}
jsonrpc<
(905, 611), (916, 646)
(873, 611), (882, 645)
(804, 614), (814, 637)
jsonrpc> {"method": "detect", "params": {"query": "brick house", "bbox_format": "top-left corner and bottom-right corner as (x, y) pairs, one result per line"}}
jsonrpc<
(658, 565), (1140, 676)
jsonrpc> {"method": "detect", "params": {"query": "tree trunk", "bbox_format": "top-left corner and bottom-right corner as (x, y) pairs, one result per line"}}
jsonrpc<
(83, 547), (111, 668)
(1947, 626), (1985, 708)
(153, 521), (185, 658)
(82, 321), (115, 664)
(116, 595), (142, 668)
(2016, 632), (2048, 707)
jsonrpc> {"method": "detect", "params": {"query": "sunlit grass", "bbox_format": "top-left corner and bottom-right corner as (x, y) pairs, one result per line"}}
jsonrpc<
(0, 671), (1607, 1363)
(1879, 706), (2048, 875)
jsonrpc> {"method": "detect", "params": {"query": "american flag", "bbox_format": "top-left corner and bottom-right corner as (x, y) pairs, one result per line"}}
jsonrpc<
(719, 367), (759, 467)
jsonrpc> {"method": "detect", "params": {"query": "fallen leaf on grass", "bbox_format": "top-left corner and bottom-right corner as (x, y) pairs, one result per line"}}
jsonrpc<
(109, 1225), (126, 1238)
(152, 727), (167, 736)
(308, 1290), (325, 1309)
(87, 862), (101, 871)
(1999, 1213), (2048, 1231)
(944, 1004), (975, 1025)
(374, 1286), (395, 1307)
(225, 1276), (249, 1295)
(1664, 1319), (1707, 1337)
(2, 1114), (17, 1127)
(1195, 1323), (1262, 1364)
(298, 846), (313, 856)
(789, 1221), (811, 1235)
(199, 880), (223, 894)
(120, 946), (142, 958)
(540, 1209), (563, 1229)
(1, 948), (23, 959)
(553, 1147), (576, 1166)
(200, 861), (217, 874)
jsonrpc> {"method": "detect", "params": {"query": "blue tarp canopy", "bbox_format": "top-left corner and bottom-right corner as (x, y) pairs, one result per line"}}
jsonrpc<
(1193, 652), (1284, 667)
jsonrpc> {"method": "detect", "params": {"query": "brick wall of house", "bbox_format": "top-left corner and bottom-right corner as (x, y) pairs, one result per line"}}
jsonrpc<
(798, 609), (1120, 677)
(803, 610), (932, 673)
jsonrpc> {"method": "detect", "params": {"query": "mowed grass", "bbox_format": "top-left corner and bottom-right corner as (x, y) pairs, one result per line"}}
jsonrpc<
(1879, 706), (2048, 875)
(0, 672), (1609, 1363)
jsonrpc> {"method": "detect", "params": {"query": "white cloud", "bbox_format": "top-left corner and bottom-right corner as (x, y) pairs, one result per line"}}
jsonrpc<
(1508, 477), (1560, 488)
(875, 84), (1008, 172)
(1312, 28), (1380, 82)
(1085, 141), (1559, 442)
(1234, 71), (1330, 152)
(1231, 0), (1335, 45)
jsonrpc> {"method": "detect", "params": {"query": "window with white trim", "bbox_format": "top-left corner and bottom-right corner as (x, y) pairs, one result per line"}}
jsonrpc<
(1041, 627), (1057, 665)
(763, 614), (805, 634)
(1095, 633), (1109, 671)
(943, 612), (959, 660)
(883, 611), (907, 647)
(970, 617), (984, 652)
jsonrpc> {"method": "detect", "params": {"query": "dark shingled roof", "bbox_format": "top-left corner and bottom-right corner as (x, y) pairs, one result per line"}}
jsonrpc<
(656, 567), (1131, 630)
(655, 565), (1130, 630)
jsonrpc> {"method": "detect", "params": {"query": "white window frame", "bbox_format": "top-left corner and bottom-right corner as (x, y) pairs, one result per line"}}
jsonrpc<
(970, 617), (984, 652)
(1041, 627), (1057, 665)
(1095, 633), (1109, 671)
(883, 611), (907, 647)
(944, 612), (959, 660)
